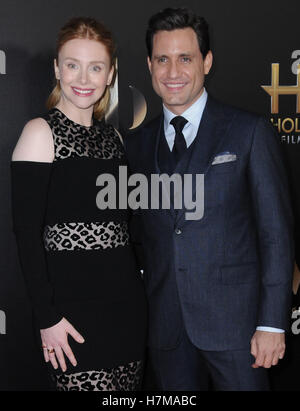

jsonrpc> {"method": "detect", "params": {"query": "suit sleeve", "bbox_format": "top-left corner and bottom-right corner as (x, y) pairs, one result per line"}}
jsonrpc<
(248, 117), (294, 330)
(11, 161), (63, 329)
(284, 157), (300, 270)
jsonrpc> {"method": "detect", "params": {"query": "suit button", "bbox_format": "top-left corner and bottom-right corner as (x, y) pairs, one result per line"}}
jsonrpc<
(175, 228), (182, 235)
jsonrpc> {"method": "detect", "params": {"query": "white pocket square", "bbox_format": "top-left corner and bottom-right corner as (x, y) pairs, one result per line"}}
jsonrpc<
(212, 152), (237, 165)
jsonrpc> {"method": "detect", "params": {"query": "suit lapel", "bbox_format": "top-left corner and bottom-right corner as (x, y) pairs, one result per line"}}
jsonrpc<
(143, 98), (236, 225)
(140, 114), (162, 176)
(154, 115), (178, 219)
(175, 96), (234, 224)
(140, 114), (177, 219)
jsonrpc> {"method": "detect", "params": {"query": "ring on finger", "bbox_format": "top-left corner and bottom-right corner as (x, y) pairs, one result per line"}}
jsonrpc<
(48, 348), (55, 354)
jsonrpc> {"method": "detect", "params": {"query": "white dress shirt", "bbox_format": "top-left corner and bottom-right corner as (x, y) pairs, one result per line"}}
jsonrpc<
(163, 89), (208, 151)
(162, 88), (284, 334)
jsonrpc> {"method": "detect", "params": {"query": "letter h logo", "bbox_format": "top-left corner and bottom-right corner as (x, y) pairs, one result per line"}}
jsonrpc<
(262, 63), (300, 113)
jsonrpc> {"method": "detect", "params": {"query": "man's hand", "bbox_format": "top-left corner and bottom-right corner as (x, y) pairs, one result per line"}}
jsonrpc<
(250, 330), (285, 368)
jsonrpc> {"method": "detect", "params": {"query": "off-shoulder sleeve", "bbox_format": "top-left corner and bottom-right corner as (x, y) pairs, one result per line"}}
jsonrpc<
(11, 161), (63, 329)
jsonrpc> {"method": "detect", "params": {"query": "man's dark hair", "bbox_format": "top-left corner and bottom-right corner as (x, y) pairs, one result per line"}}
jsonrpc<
(146, 7), (210, 58)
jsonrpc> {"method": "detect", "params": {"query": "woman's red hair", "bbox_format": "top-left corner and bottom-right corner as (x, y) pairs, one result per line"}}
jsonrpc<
(47, 17), (116, 120)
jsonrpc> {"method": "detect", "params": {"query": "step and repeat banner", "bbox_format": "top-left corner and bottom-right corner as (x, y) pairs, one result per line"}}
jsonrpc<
(0, 0), (299, 390)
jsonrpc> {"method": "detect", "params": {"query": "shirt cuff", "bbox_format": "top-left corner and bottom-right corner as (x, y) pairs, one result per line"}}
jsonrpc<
(256, 326), (285, 333)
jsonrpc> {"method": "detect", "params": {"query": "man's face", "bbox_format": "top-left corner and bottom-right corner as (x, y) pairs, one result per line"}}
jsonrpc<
(148, 28), (212, 115)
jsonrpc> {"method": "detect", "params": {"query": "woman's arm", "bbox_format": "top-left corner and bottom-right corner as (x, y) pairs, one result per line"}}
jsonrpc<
(11, 119), (84, 372)
(11, 118), (58, 326)
(12, 118), (55, 162)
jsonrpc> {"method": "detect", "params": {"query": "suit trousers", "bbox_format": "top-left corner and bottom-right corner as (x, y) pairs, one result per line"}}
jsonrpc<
(149, 327), (270, 391)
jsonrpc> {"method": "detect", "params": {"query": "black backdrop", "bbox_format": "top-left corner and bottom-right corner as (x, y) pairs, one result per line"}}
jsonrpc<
(0, 0), (299, 390)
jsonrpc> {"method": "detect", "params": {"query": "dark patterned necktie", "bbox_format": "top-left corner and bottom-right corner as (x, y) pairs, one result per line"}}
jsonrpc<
(170, 116), (188, 163)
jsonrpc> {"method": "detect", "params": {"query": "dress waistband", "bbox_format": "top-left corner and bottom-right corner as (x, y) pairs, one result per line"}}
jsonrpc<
(43, 221), (129, 251)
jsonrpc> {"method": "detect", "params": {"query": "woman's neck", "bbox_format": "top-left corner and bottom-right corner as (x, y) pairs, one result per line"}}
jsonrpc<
(55, 99), (94, 127)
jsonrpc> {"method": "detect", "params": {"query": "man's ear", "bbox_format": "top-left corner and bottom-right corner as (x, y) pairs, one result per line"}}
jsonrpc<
(147, 56), (152, 75)
(204, 51), (213, 75)
(54, 59), (60, 80)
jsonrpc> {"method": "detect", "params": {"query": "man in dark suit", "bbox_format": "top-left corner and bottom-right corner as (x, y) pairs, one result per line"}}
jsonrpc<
(125, 7), (294, 390)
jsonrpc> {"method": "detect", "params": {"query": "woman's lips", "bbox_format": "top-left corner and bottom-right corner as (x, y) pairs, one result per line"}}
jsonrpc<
(72, 87), (95, 97)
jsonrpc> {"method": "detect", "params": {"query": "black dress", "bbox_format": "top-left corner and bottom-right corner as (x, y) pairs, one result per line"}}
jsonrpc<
(11, 108), (147, 391)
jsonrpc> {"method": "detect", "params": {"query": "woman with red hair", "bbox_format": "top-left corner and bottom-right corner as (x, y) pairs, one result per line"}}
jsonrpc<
(11, 17), (147, 391)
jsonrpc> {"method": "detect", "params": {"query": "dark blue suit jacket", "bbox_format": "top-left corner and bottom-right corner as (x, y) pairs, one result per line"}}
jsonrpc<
(125, 96), (294, 351)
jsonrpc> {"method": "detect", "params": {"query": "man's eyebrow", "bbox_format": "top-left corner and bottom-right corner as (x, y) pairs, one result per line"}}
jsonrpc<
(153, 54), (168, 59)
(153, 53), (194, 59)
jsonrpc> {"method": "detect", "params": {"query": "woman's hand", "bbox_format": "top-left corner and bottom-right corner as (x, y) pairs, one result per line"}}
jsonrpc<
(40, 317), (85, 373)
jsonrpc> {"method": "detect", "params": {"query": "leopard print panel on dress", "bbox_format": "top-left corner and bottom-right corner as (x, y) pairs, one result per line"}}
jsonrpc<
(44, 221), (129, 251)
(51, 360), (143, 391)
(47, 107), (124, 161)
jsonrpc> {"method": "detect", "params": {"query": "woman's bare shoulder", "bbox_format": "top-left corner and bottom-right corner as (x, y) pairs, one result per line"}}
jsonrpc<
(12, 118), (54, 162)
